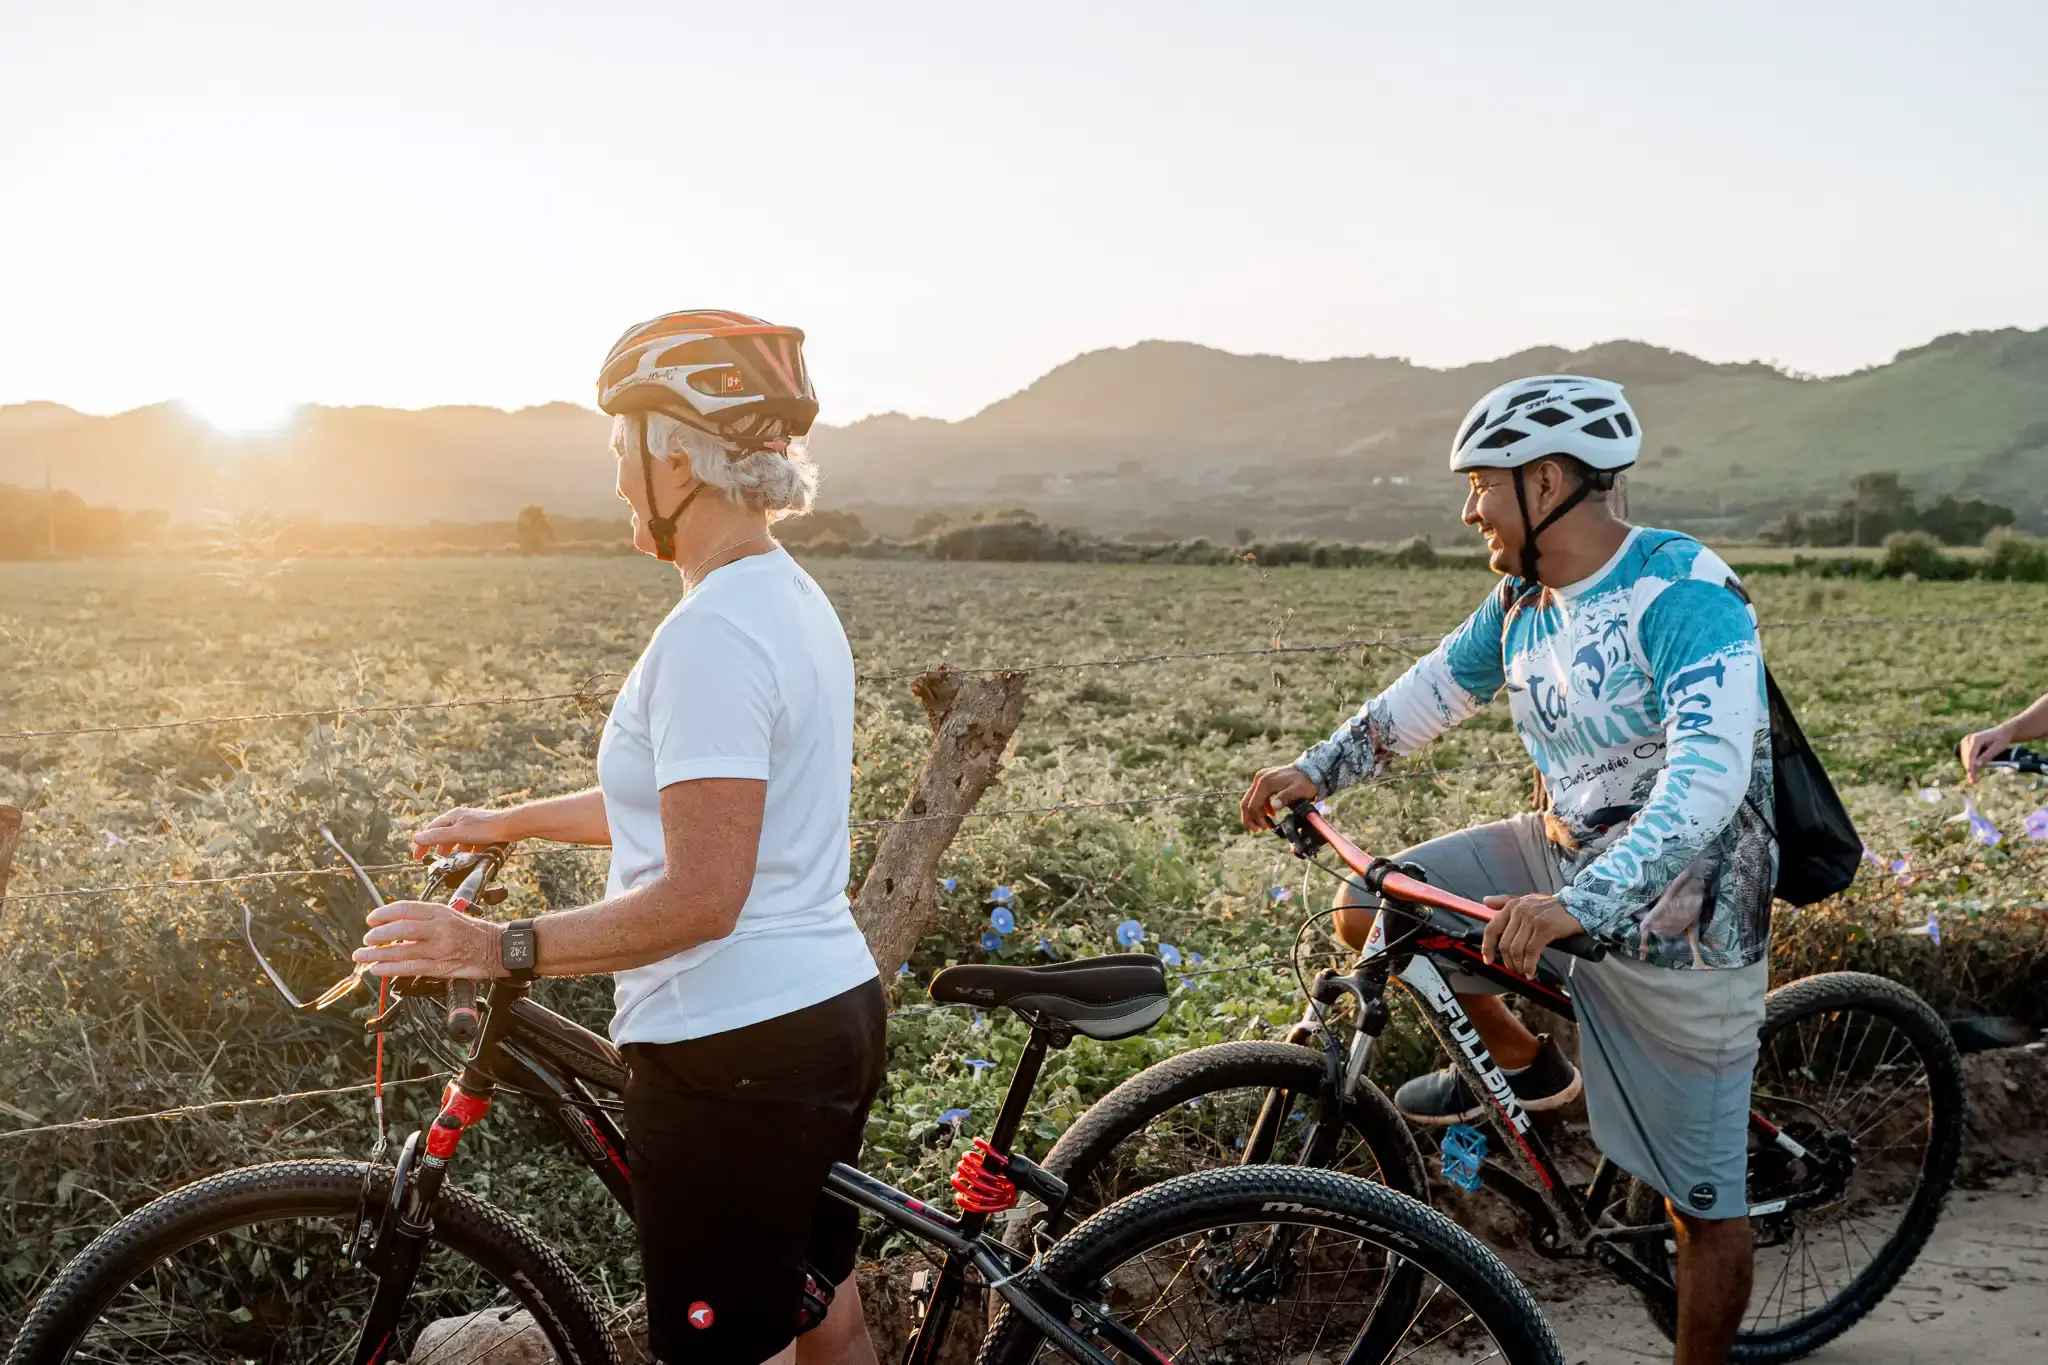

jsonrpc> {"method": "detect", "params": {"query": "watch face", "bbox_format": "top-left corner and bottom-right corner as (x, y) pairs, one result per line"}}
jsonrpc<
(503, 929), (536, 970)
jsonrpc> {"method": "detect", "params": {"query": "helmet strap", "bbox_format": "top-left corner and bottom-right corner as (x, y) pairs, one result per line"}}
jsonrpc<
(1511, 462), (1597, 590)
(636, 413), (705, 563)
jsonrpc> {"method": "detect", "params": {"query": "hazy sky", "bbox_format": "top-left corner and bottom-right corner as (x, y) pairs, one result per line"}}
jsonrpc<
(3, 1), (2044, 428)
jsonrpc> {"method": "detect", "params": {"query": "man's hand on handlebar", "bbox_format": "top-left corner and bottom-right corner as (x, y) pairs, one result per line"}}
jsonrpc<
(1480, 893), (1589, 977)
(1242, 765), (1318, 832)
(354, 899), (507, 981)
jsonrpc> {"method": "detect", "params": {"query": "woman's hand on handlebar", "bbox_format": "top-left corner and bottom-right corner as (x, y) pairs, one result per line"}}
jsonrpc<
(1480, 893), (1588, 977)
(1241, 765), (1318, 832)
(354, 900), (506, 980)
(412, 806), (521, 859)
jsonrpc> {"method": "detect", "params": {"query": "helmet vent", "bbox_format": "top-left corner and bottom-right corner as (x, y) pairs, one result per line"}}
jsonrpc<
(1458, 410), (1489, 448)
(1477, 427), (1526, 450)
(1582, 417), (1619, 439)
(1506, 388), (1552, 408)
(1572, 397), (1614, 413)
(654, 340), (726, 369)
(1614, 412), (1634, 437)
(1525, 407), (1572, 427)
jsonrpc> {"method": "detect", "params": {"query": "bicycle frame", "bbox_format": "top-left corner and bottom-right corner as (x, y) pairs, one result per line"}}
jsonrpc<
(1267, 803), (1848, 1310)
(348, 973), (1133, 1365)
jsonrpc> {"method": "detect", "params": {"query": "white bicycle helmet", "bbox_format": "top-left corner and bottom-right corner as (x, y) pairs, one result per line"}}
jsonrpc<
(1447, 375), (1640, 585)
(1448, 375), (1640, 473)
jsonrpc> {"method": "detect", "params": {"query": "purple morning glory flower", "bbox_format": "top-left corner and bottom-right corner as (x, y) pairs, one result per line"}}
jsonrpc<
(1269, 887), (1291, 903)
(1189, 950), (1205, 965)
(938, 877), (958, 893)
(1919, 788), (1942, 804)
(979, 930), (1004, 952)
(1158, 943), (1182, 966)
(1116, 919), (1145, 947)
(1964, 799), (2002, 847)
(2023, 809), (2048, 841)
(964, 1058), (995, 1074)
(897, 962), (913, 977)
(990, 907), (1015, 934)
(938, 1108), (971, 1125)
(1036, 938), (1058, 958)
(1860, 843), (1885, 868)
(990, 885), (1015, 905)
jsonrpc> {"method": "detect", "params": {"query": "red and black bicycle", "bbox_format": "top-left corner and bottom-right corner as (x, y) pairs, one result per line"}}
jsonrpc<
(9, 843), (1570, 1365)
(1023, 801), (1968, 1363)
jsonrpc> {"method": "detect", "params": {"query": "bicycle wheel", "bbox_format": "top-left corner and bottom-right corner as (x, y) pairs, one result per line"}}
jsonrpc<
(1033, 1040), (1429, 1231)
(7, 1159), (619, 1365)
(979, 1166), (1563, 1365)
(1622, 971), (1966, 1362)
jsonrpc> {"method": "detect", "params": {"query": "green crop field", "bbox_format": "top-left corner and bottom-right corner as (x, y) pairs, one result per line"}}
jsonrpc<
(2, 556), (2045, 1324)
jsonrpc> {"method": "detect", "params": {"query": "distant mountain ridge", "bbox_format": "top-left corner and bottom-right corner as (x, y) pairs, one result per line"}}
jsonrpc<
(4, 328), (2043, 538)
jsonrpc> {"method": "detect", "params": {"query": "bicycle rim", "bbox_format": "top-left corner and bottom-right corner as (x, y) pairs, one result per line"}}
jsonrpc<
(987, 1168), (1562, 1365)
(1742, 993), (1954, 1338)
(11, 1162), (616, 1365)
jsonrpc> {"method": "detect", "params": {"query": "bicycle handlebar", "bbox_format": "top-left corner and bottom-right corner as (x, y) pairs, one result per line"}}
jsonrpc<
(1985, 746), (2045, 775)
(1286, 803), (1606, 964)
(434, 847), (508, 1045)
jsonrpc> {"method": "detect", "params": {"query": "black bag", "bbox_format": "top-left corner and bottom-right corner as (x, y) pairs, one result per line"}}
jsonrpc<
(1758, 666), (1861, 905)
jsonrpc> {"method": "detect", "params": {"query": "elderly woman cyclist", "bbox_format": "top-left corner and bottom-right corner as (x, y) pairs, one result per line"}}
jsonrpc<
(354, 310), (884, 1365)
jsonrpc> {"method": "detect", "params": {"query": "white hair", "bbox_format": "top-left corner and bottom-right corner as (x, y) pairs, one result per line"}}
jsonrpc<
(614, 411), (819, 521)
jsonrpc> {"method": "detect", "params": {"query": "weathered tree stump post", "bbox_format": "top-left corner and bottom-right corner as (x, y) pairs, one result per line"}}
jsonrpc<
(854, 668), (1031, 974)
(0, 806), (21, 906)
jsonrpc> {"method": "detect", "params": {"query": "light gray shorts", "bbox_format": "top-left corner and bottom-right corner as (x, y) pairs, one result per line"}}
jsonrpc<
(1359, 813), (1768, 1220)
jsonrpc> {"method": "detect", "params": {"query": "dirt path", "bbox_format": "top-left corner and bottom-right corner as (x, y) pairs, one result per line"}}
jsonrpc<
(1534, 1174), (2048, 1364)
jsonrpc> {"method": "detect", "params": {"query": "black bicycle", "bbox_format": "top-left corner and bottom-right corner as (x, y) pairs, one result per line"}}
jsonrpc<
(1023, 802), (1967, 1363)
(9, 843), (1569, 1365)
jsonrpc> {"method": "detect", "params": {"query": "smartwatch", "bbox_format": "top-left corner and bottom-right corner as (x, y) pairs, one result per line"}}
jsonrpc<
(499, 919), (539, 984)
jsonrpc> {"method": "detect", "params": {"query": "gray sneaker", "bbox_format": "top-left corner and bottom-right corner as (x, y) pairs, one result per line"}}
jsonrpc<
(1393, 1033), (1582, 1126)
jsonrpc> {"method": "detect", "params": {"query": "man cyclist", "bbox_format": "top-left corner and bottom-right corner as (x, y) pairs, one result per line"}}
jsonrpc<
(1243, 375), (1774, 1365)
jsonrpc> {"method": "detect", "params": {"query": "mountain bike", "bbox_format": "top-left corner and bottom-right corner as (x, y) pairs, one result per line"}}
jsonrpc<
(8, 842), (1569, 1365)
(1025, 802), (1967, 1363)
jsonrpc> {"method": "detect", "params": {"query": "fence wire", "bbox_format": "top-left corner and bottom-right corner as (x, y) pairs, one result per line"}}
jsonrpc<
(0, 722), (1990, 907)
(6, 609), (2044, 743)
(0, 1073), (450, 1144)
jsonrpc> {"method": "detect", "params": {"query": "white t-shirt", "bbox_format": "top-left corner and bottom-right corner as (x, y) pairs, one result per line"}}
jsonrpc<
(598, 547), (878, 1044)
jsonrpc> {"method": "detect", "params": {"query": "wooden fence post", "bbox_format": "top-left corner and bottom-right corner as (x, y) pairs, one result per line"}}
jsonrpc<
(853, 668), (1030, 974)
(0, 806), (21, 906)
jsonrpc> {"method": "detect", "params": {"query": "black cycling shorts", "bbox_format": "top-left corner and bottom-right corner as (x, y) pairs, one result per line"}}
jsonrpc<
(623, 976), (886, 1365)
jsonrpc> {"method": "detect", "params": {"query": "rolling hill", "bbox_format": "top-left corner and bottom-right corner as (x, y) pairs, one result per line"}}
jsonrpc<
(3, 327), (2043, 540)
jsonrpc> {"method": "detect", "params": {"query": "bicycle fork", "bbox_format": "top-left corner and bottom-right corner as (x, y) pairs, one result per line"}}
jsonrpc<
(347, 1079), (496, 1365)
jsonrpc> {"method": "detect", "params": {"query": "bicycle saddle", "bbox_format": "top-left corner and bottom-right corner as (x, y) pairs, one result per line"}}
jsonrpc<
(928, 954), (1170, 1040)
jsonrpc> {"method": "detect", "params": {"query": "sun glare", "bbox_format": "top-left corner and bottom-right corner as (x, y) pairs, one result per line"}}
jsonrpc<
(178, 394), (303, 436)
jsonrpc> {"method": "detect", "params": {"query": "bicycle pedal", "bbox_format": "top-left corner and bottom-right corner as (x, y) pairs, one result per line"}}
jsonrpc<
(1440, 1122), (1487, 1192)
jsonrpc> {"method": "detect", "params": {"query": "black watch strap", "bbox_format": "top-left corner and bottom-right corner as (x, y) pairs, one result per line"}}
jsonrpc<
(500, 919), (538, 984)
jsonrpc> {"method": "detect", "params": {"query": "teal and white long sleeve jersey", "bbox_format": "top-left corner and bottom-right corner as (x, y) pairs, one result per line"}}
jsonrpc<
(1296, 528), (1776, 970)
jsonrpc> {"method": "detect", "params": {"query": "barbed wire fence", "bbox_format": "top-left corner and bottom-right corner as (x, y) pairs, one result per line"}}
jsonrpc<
(1, 606), (2041, 1140)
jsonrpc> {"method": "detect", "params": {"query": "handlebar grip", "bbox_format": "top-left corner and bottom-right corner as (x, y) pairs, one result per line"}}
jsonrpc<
(1551, 933), (1606, 963)
(446, 979), (480, 1044)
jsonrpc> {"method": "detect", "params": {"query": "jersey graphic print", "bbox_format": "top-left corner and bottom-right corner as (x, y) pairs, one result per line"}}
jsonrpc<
(1296, 529), (1775, 969)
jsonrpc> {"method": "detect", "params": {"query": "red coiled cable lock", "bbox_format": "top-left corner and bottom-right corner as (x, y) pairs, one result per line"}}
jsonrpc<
(949, 1137), (1018, 1214)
